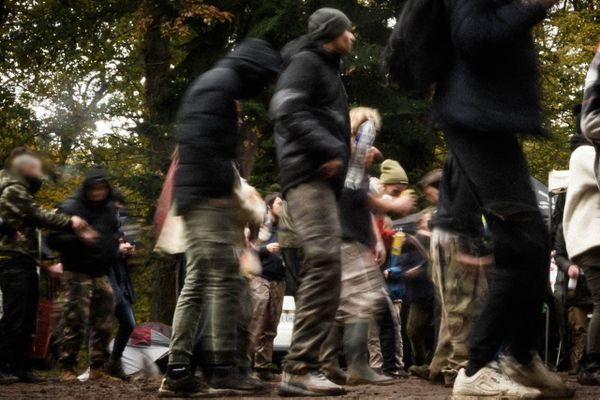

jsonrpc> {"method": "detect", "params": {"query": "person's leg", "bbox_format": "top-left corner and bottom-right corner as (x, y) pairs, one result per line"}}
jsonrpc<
(367, 319), (383, 369)
(89, 276), (115, 372)
(281, 248), (300, 298)
(249, 276), (270, 369)
(568, 306), (589, 371)
(444, 129), (549, 373)
(283, 180), (342, 374)
(581, 265), (600, 362)
(111, 298), (136, 362)
(280, 180), (344, 396)
(261, 280), (285, 368)
(59, 271), (92, 374)
(429, 229), (452, 381)
(0, 258), (37, 376)
(169, 202), (239, 370)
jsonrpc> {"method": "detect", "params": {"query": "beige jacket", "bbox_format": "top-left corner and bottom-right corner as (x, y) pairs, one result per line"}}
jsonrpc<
(563, 145), (600, 259)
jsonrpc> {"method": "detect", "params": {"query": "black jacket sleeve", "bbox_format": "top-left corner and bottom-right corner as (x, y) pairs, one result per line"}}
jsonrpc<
(449, 0), (546, 59)
(270, 53), (347, 165)
(554, 223), (571, 274)
(47, 201), (80, 252)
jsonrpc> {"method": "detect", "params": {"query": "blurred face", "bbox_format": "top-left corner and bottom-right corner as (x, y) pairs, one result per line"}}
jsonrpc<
(20, 159), (43, 179)
(423, 186), (439, 205)
(270, 196), (283, 219)
(382, 183), (407, 198)
(325, 30), (355, 56)
(87, 182), (110, 203)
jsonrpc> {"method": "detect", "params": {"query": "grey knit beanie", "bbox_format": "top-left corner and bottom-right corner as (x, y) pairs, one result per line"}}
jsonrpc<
(308, 8), (352, 43)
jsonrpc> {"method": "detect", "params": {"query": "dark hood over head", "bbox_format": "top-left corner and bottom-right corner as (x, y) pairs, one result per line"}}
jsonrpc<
(217, 38), (282, 99)
(79, 166), (112, 203)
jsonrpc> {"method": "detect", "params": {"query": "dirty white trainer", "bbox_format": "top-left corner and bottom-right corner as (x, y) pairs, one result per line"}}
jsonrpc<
(499, 353), (575, 398)
(452, 363), (542, 399)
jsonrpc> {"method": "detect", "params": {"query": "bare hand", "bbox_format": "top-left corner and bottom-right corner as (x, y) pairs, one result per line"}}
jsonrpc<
(567, 265), (580, 279)
(320, 159), (344, 179)
(364, 147), (384, 169)
(77, 226), (99, 245)
(71, 216), (88, 231)
(120, 242), (135, 257)
(390, 195), (417, 216)
(266, 243), (281, 254)
(383, 269), (389, 279)
(46, 263), (64, 275)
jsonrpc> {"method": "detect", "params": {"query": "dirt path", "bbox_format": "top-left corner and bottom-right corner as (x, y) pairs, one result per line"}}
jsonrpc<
(1, 375), (599, 399)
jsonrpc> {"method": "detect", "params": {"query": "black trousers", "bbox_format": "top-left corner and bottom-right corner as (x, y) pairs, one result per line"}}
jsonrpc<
(0, 255), (39, 372)
(444, 128), (549, 367)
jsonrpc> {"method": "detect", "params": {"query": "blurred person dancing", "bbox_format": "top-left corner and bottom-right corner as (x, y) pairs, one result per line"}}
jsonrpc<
(401, 0), (573, 397)
(159, 39), (281, 397)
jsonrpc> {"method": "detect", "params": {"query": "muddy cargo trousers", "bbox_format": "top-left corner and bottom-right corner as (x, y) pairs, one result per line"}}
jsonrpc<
(169, 201), (240, 367)
(283, 180), (342, 374)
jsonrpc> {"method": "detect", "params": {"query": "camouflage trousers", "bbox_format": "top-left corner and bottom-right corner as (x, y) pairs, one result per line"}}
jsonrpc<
(429, 229), (487, 382)
(249, 276), (285, 369)
(59, 271), (115, 368)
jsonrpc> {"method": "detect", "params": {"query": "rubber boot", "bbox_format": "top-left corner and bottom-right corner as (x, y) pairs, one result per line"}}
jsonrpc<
(319, 323), (347, 385)
(344, 320), (394, 386)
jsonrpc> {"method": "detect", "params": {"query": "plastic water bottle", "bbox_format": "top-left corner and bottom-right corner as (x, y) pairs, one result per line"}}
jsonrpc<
(345, 119), (377, 189)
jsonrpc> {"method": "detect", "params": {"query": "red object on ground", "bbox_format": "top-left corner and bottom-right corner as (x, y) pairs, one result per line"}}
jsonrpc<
(30, 298), (54, 360)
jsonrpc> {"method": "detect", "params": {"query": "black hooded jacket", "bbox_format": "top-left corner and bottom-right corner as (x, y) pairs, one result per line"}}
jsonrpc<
(433, 0), (547, 136)
(270, 36), (351, 196)
(174, 38), (281, 214)
(48, 167), (119, 278)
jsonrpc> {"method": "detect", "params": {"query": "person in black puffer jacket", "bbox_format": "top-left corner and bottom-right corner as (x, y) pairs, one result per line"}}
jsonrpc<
(162, 38), (281, 398)
(175, 38), (282, 214)
(424, 0), (574, 398)
(269, 7), (353, 397)
(48, 166), (120, 381)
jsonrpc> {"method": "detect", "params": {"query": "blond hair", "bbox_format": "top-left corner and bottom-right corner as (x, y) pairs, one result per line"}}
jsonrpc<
(349, 107), (381, 137)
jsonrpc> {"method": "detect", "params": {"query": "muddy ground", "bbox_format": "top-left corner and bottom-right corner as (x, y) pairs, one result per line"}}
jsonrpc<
(1, 374), (600, 400)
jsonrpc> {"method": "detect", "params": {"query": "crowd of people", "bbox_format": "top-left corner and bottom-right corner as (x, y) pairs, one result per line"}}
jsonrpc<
(0, 0), (600, 399)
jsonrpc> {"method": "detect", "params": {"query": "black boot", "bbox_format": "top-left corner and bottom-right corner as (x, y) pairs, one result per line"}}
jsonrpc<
(344, 320), (395, 386)
(14, 369), (45, 383)
(320, 323), (347, 385)
(105, 357), (130, 381)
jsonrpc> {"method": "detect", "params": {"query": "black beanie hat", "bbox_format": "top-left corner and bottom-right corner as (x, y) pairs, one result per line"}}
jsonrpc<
(308, 8), (351, 43)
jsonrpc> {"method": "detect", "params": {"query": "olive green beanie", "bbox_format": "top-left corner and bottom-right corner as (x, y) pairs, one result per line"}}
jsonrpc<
(380, 159), (409, 185)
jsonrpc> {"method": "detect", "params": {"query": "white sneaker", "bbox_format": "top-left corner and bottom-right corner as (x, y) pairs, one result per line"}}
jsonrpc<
(452, 363), (542, 399)
(279, 371), (345, 397)
(499, 353), (575, 398)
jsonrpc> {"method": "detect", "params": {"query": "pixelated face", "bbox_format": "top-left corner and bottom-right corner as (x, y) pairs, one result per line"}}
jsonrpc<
(87, 182), (110, 203)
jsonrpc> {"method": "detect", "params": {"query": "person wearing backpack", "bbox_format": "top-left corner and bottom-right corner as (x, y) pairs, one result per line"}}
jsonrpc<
(385, 0), (573, 398)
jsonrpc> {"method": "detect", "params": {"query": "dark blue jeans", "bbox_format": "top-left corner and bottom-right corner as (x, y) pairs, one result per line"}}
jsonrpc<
(444, 128), (549, 369)
(111, 297), (136, 360)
